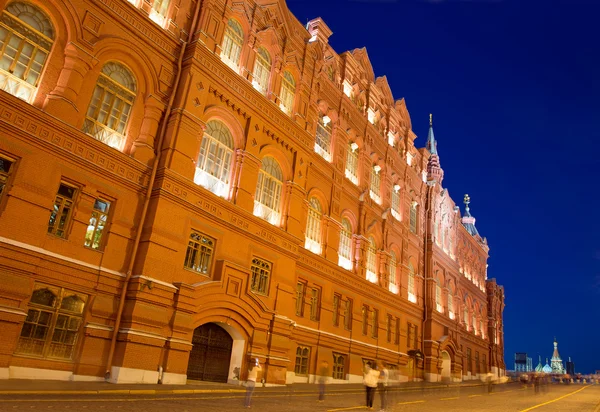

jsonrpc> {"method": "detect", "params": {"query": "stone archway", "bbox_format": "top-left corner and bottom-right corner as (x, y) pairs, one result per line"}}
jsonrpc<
(441, 350), (452, 381)
(186, 322), (245, 383)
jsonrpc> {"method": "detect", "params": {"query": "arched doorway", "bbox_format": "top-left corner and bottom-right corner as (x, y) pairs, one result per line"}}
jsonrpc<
(441, 350), (452, 381)
(187, 323), (233, 382)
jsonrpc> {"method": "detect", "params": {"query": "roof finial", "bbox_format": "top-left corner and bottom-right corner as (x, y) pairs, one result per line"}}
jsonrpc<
(463, 194), (471, 215)
(429, 113), (433, 126)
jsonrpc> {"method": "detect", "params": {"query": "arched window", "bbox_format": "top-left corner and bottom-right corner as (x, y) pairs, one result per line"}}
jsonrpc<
(305, 197), (322, 255)
(409, 201), (418, 233)
(254, 156), (283, 226)
(83, 62), (136, 151)
(448, 292), (455, 319)
(315, 114), (332, 161)
(252, 47), (271, 95)
(369, 165), (381, 204)
(435, 283), (443, 313)
(464, 306), (470, 330)
(391, 185), (401, 220)
(345, 141), (359, 184)
(472, 313), (477, 334)
(220, 18), (243, 71)
(149, 0), (170, 26)
(407, 263), (416, 303)
(0, 2), (54, 103)
(388, 251), (398, 294)
(279, 71), (295, 115)
(480, 317), (485, 338)
(338, 218), (353, 270)
(194, 120), (234, 198)
(365, 236), (377, 284)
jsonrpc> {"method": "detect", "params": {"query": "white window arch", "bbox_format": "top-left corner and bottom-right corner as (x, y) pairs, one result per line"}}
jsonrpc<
(305, 197), (322, 254)
(220, 18), (243, 71)
(194, 120), (234, 198)
(365, 236), (377, 284)
(338, 218), (353, 270)
(279, 71), (295, 115)
(448, 292), (455, 319)
(83, 62), (136, 151)
(254, 156), (283, 226)
(315, 114), (332, 161)
(252, 47), (271, 95)
(345, 141), (359, 184)
(388, 251), (398, 294)
(435, 282), (443, 313)
(0, 2), (54, 103)
(391, 185), (401, 220)
(369, 165), (382, 204)
(408, 263), (417, 303)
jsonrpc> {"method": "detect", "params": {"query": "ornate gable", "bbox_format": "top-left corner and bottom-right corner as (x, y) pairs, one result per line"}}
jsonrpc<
(351, 47), (375, 82)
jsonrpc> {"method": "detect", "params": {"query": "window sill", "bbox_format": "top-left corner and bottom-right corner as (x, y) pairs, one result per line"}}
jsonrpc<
(12, 353), (74, 363)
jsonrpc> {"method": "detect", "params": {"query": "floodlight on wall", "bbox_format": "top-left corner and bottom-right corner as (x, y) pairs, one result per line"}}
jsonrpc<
(394, 184), (400, 192)
(322, 115), (331, 125)
(373, 165), (381, 174)
(350, 142), (359, 152)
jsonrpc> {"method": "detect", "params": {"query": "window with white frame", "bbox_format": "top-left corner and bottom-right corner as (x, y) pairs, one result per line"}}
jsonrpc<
(408, 263), (417, 303)
(391, 184), (401, 220)
(149, 0), (170, 26)
(305, 197), (322, 254)
(250, 257), (271, 295)
(448, 293), (455, 319)
(365, 237), (377, 283)
(279, 71), (295, 115)
(435, 283), (443, 313)
(369, 165), (381, 204)
(83, 62), (136, 151)
(0, 2), (54, 103)
(194, 120), (234, 198)
(388, 251), (398, 294)
(315, 114), (332, 161)
(345, 141), (359, 184)
(220, 19), (244, 71)
(254, 157), (283, 226)
(338, 218), (353, 270)
(84, 199), (110, 250)
(252, 47), (271, 95)
(48, 183), (76, 239)
(409, 202), (418, 233)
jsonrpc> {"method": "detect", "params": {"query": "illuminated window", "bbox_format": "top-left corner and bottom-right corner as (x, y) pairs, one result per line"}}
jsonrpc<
(305, 197), (322, 254)
(16, 284), (87, 360)
(194, 120), (234, 199)
(338, 218), (353, 270)
(250, 257), (271, 295)
(48, 183), (76, 238)
(333, 294), (340, 326)
(409, 202), (418, 233)
(294, 346), (310, 375)
(310, 287), (320, 321)
(344, 298), (353, 330)
(315, 115), (332, 161)
(388, 251), (398, 294)
(345, 141), (359, 184)
(279, 71), (295, 115)
(295, 281), (305, 316)
(149, 0), (170, 26)
(408, 263), (416, 303)
(184, 231), (215, 275)
(332, 353), (346, 380)
(84, 199), (110, 250)
(371, 308), (378, 338)
(254, 157), (283, 226)
(369, 165), (381, 204)
(472, 314), (477, 334)
(365, 237), (377, 283)
(464, 306), (469, 330)
(83, 62), (136, 151)
(0, 2), (54, 103)
(0, 154), (14, 203)
(448, 294), (455, 320)
(391, 185), (401, 220)
(252, 47), (271, 95)
(220, 19), (243, 71)
(361, 305), (368, 335)
(435, 283), (442, 313)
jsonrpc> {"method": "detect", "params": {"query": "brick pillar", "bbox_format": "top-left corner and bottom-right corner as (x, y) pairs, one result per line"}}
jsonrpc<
(230, 149), (261, 214)
(322, 215), (341, 264)
(131, 95), (165, 165)
(354, 235), (369, 281)
(284, 182), (307, 240)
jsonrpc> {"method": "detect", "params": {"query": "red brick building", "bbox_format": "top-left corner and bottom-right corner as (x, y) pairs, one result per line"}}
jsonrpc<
(0, 0), (505, 384)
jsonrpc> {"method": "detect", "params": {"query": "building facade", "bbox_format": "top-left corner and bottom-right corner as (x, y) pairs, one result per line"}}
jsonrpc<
(0, 0), (505, 384)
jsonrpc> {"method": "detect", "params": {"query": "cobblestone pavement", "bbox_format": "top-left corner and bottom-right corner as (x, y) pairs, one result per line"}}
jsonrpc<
(0, 383), (597, 412)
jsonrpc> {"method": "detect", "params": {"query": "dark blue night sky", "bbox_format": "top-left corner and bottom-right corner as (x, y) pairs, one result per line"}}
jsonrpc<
(288, 0), (600, 373)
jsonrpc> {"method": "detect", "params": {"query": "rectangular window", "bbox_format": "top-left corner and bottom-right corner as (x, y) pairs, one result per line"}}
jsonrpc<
(310, 287), (320, 321)
(184, 231), (215, 275)
(482, 354), (487, 373)
(250, 257), (271, 295)
(333, 294), (341, 327)
(84, 199), (111, 250)
(345, 142), (359, 185)
(410, 203), (418, 233)
(466, 348), (472, 372)
(16, 283), (87, 360)
(475, 351), (480, 374)
(386, 314), (392, 342)
(407, 322), (418, 349)
(344, 298), (353, 331)
(362, 305), (369, 335)
(371, 309), (378, 338)
(369, 166), (381, 204)
(0, 155), (14, 203)
(48, 183), (76, 238)
(332, 353), (346, 380)
(395, 318), (400, 345)
(296, 281), (305, 317)
(436, 284), (443, 313)
(294, 346), (310, 375)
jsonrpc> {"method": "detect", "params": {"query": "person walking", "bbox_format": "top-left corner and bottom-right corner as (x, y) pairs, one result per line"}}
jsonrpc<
(377, 361), (389, 411)
(245, 358), (261, 408)
(363, 361), (379, 410)
(318, 360), (330, 402)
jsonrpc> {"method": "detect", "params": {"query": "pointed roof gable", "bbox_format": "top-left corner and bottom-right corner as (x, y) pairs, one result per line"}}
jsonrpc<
(375, 76), (394, 105)
(351, 47), (375, 82)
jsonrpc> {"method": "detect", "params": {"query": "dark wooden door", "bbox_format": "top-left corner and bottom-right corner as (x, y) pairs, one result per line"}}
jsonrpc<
(186, 323), (233, 382)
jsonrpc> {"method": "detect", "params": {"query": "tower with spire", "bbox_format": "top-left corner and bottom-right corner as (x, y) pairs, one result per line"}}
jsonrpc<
(426, 114), (444, 184)
(550, 338), (565, 374)
(462, 194), (480, 237)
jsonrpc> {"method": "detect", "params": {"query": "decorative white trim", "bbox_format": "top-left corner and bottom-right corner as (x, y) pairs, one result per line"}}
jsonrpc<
(0, 236), (125, 277)
(118, 328), (167, 341)
(166, 337), (193, 346)
(8, 366), (72, 381)
(85, 323), (114, 331)
(267, 355), (290, 362)
(131, 275), (178, 290)
(0, 305), (27, 317)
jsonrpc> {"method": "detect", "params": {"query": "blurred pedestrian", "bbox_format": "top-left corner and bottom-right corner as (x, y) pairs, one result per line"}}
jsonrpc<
(377, 361), (389, 411)
(363, 361), (379, 410)
(318, 360), (330, 402)
(245, 358), (261, 408)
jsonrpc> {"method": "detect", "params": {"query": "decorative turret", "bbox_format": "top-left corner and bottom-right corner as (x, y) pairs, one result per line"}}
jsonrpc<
(550, 338), (566, 374)
(534, 355), (543, 372)
(462, 194), (480, 237)
(426, 114), (444, 184)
